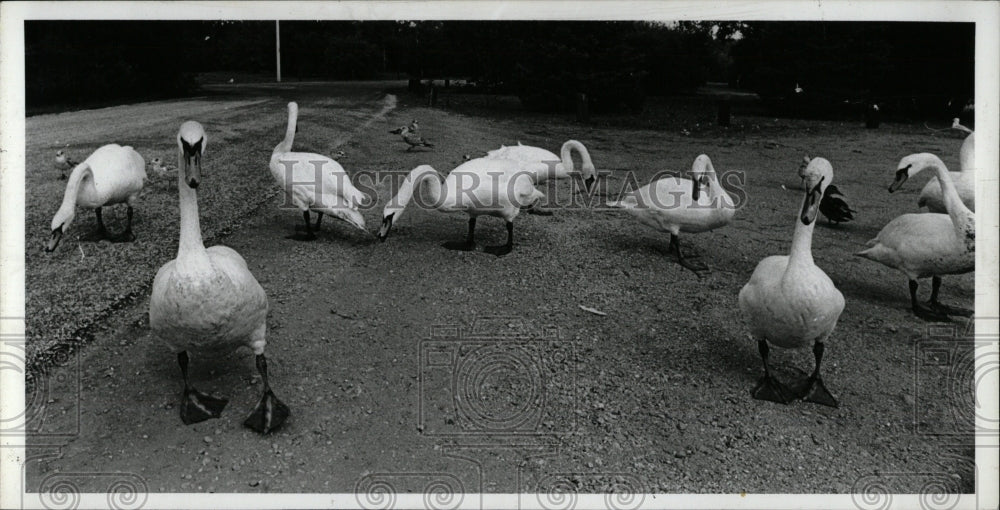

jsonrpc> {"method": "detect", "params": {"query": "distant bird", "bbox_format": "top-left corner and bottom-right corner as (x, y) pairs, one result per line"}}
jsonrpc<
(408, 119), (420, 132)
(54, 150), (79, 180)
(46, 144), (146, 252)
(150, 157), (176, 178)
(390, 126), (435, 151)
(818, 185), (856, 224)
(794, 83), (804, 94)
(951, 118), (973, 134)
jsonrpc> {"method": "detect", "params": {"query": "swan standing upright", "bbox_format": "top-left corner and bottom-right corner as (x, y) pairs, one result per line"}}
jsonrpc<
(271, 102), (368, 240)
(857, 153), (974, 321)
(606, 154), (736, 274)
(738, 157), (843, 407)
(150, 121), (289, 434)
(378, 157), (550, 256)
(46, 144), (146, 252)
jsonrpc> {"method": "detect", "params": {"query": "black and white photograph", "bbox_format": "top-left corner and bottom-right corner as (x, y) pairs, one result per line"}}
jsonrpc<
(0, 1), (997, 509)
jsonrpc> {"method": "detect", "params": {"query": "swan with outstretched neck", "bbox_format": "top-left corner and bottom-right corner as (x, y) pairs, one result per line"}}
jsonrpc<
(377, 157), (549, 256)
(738, 157), (843, 407)
(857, 153), (974, 321)
(150, 121), (289, 434)
(606, 154), (736, 275)
(46, 144), (146, 252)
(270, 101), (368, 240)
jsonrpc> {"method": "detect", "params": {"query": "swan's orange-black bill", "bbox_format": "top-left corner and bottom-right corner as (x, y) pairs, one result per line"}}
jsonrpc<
(45, 225), (63, 252)
(378, 213), (395, 242)
(800, 177), (824, 225)
(888, 164), (911, 192)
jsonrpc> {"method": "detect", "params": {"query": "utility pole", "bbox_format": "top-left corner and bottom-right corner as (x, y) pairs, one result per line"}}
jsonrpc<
(275, 20), (282, 83)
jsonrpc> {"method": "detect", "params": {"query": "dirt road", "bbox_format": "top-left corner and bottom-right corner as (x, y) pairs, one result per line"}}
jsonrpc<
(23, 82), (976, 497)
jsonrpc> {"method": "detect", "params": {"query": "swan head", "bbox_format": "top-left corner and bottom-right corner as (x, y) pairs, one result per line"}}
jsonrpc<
(889, 153), (940, 193)
(46, 204), (74, 252)
(177, 121), (207, 189)
(799, 157), (833, 225)
(689, 154), (718, 201)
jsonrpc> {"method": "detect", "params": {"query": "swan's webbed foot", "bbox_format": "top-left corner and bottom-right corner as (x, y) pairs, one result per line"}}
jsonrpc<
(912, 301), (952, 322)
(927, 300), (973, 318)
(244, 388), (290, 434)
(752, 375), (794, 405)
(180, 387), (228, 425)
(483, 243), (513, 256)
(790, 376), (838, 407)
(243, 354), (289, 434)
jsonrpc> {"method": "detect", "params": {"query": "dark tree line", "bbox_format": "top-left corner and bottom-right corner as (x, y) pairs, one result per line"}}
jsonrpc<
(26, 20), (973, 119)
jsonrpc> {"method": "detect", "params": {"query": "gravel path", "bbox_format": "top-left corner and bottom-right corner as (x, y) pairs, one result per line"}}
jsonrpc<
(25, 83), (976, 497)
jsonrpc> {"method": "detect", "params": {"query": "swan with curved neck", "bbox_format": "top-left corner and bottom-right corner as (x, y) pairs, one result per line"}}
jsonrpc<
(859, 153), (974, 321)
(378, 157), (548, 256)
(150, 121), (289, 434)
(890, 143), (974, 213)
(738, 157), (843, 407)
(271, 101), (368, 240)
(606, 154), (737, 275)
(45, 144), (146, 252)
(486, 140), (597, 190)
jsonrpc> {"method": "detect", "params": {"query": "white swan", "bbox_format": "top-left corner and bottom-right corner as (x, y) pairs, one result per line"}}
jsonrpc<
(45, 144), (146, 252)
(271, 102), (368, 240)
(150, 121), (288, 434)
(857, 153), (974, 321)
(377, 157), (549, 256)
(909, 137), (974, 213)
(738, 157), (843, 407)
(485, 140), (597, 189)
(606, 154), (737, 274)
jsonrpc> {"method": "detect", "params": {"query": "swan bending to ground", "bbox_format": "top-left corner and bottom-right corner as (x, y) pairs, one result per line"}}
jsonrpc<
(857, 153), (974, 322)
(606, 154), (736, 275)
(378, 157), (550, 256)
(150, 121), (288, 434)
(271, 102), (368, 240)
(739, 157), (843, 407)
(46, 144), (146, 252)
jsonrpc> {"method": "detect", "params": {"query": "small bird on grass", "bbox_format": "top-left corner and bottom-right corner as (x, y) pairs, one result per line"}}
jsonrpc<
(819, 184), (856, 224)
(55, 149), (79, 180)
(389, 125), (435, 151)
(150, 157), (176, 178)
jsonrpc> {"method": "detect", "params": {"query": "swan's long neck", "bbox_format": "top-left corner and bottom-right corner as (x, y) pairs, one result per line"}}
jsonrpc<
(60, 163), (91, 210)
(560, 140), (593, 173)
(785, 195), (816, 276)
(274, 107), (297, 155)
(386, 165), (443, 221)
(925, 157), (971, 226)
(177, 147), (206, 259)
